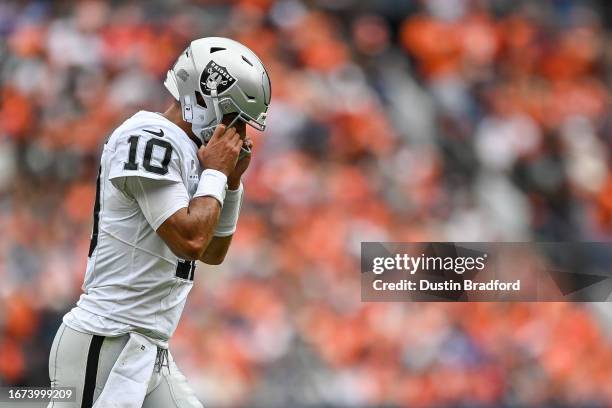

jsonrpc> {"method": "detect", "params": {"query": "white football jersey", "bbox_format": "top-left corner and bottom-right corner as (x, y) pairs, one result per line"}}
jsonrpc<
(64, 111), (202, 344)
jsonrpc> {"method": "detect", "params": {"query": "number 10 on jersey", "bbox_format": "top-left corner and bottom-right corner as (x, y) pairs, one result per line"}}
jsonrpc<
(124, 135), (174, 175)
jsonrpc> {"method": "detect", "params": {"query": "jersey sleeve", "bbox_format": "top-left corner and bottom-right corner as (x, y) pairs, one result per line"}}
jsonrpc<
(108, 130), (183, 183)
(124, 177), (190, 231)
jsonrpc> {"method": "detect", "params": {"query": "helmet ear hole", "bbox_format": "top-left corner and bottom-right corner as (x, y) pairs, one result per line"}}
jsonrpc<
(194, 90), (207, 108)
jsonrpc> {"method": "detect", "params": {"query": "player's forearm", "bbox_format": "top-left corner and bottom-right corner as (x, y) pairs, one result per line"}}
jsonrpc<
(200, 235), (233, 265)
(157, 196), (221, 260)
(185, 196), (223, 258)
(199, 181), (243, 264)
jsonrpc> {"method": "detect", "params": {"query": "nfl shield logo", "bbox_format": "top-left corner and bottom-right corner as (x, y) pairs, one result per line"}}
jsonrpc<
(200, 61), (237, 96)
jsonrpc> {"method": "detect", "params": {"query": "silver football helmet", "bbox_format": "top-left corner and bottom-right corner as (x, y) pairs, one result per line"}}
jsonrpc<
(164, 37), (271, 148)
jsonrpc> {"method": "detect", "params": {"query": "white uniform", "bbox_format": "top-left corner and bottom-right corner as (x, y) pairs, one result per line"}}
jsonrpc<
(51, 111), (205, 408)
(65, 110), (202, 344)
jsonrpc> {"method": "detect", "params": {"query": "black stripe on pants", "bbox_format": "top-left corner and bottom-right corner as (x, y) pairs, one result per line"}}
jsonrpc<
(81, 335), (104, 408)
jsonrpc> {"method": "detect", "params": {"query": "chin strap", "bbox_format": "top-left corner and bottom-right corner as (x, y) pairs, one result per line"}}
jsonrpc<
(182, 94), (207, 145)
(193, 82), (224, 146)
(210, 85), (224, 125)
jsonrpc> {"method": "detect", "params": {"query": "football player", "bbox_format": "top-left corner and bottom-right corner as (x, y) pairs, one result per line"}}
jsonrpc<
(47, 37), (271, 408)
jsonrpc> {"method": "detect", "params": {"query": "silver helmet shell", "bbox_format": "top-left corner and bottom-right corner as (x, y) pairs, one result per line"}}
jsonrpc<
(164, 37), (271, 144)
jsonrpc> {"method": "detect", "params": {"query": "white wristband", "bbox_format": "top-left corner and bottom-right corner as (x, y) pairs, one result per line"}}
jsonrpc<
(194, 169), (227, 206)
(214, 182), (244, 237)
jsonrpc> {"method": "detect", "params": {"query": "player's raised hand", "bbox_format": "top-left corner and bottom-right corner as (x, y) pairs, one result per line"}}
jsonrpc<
(197, 124), (242, 176)
(228, 136), (253, 189)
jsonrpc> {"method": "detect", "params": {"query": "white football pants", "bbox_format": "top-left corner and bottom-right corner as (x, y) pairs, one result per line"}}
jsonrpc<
(47, 323), (203, 408)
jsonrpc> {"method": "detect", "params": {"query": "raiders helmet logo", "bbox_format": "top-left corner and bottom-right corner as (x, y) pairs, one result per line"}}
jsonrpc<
(200, 61), (236, 96)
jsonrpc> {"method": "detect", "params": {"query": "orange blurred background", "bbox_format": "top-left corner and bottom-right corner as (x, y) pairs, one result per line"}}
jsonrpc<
(2, 0), (612, 406)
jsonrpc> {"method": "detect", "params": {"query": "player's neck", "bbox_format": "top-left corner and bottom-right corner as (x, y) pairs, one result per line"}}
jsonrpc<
(162, 102), (201, 147)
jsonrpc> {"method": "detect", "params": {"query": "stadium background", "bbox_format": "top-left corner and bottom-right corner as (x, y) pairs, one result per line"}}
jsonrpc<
(2, 0), (612, 406)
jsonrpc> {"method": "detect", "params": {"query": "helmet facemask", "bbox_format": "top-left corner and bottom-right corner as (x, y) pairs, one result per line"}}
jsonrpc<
(185, 87), (255, 158)
(184, 85), (265, 158)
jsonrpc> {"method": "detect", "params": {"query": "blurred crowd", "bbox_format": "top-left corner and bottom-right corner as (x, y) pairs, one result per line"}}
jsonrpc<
(2, 0), (612, 406)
